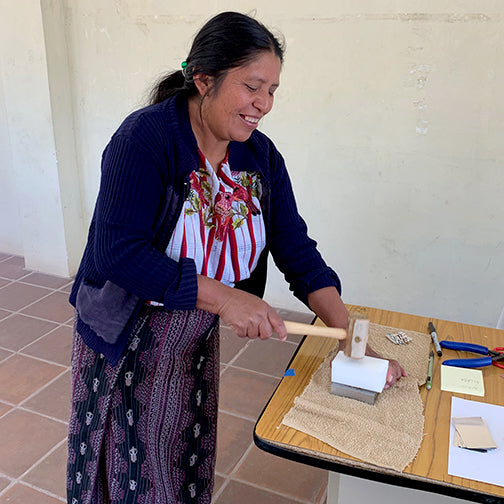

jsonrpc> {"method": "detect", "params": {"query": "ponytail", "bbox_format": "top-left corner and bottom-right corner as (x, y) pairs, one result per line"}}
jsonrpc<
(149, 70), (190, 105)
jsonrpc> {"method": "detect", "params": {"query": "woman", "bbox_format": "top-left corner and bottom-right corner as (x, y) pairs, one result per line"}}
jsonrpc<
(67, 11), (405, 504)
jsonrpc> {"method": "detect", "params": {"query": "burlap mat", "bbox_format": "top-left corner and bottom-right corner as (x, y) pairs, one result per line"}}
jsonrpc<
(281, 323), (431, 472)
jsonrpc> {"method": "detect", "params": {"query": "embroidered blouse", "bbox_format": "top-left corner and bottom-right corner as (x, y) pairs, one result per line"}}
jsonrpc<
(166, 152), (266, 286)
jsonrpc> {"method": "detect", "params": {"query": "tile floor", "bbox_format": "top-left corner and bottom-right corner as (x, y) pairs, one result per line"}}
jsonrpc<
(0, 253), (328, 503)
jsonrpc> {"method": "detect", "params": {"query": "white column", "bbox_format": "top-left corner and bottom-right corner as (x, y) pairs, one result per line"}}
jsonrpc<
(0, 0), (84, 277)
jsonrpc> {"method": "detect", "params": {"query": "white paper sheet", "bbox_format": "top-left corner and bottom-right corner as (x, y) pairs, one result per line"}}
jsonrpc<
(448, 397), (504, 488)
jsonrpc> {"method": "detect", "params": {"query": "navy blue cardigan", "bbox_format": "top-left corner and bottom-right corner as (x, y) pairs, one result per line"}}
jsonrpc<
(70, 94), (341, 365)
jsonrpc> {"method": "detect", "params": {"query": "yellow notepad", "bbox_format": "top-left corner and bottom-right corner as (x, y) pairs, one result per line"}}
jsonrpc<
(441, 365), (485, 396)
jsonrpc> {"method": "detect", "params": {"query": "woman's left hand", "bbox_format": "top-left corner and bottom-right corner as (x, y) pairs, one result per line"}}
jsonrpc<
(364, 346), (408, 389)
(384, 359), (408, 389)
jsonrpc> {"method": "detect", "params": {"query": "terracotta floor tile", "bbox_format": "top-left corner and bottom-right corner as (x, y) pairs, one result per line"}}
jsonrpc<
(0, 314), (58, 351)
(2, 255), (22, 264)
(276, 308), (314, 324)
(213, 474), (225, 497)
(232, 338), (298, 377)
(0, 401), (13, 417)
(0, 349), (13, 362)
(317, 488), (328, 504)
(0, 409), (67, 478)
(0, 257), (328, 503)
(0, 256), (27, 280)
(23, 442), (67, 498)
(59, 281), (74, 294)
(220, 324), (249, 364)
(0, 283), (51, 311)
(279, 332), (303, 344)
(235, 444), (328, 502)
(0, 483), (63, 504)
(23, 325), (72, 366)
(20, 272), (71, 290)
(0, 354), (65, 404)
(214, 480), (295, 504)
(21, 292), (74, 324)
(24, 370), (71, 422)
(219, 367), (279, 419)
(0, 476), (10, 493)
(215, 412), (254, 475)
(277, 308), (314, 344)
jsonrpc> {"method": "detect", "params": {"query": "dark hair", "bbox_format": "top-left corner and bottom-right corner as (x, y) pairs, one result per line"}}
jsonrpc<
(149, 12), (284, 105)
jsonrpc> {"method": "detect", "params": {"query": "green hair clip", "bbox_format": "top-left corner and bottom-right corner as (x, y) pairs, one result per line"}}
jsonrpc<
(181, 61), (188, 69)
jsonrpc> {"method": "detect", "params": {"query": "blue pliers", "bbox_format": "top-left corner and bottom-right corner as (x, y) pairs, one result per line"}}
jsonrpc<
(440, 340), (504, 369)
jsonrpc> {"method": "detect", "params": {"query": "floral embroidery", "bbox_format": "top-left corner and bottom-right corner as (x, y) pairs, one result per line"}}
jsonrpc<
(166, 153), (265, 285)
(186, 169), (261, 241)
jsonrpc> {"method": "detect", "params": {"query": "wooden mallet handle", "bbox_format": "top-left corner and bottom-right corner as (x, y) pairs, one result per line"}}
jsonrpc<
(284, 321), (346, 340)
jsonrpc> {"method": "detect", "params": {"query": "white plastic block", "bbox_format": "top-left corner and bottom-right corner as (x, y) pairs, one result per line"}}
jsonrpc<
(331, 351), (389, 393)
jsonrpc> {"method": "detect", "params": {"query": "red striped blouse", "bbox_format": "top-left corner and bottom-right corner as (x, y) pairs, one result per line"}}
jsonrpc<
(165, 151), (266, 286)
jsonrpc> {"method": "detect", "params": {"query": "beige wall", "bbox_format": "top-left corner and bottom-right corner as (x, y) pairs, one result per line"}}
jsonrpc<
(1, 1), (503, 327)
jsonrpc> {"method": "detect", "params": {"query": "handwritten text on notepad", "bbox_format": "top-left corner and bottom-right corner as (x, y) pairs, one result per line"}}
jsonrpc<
(441, 365), (485, 396)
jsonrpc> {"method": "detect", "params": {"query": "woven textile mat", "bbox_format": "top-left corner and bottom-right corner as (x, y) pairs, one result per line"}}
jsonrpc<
(281, 323), (431, 472)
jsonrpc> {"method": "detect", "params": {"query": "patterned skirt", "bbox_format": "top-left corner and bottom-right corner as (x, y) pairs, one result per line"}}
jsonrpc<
(67, 305), (219, 504)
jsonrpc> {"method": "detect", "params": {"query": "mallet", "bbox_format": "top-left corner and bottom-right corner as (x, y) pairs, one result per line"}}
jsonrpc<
(284, 314), (389, 405)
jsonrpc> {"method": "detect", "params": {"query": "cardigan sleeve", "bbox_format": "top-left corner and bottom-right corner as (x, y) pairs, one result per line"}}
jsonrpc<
(266, 148), (341, 305)
(93, 134), (198, 310)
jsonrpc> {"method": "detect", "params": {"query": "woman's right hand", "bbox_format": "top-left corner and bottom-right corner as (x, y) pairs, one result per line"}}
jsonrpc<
(196, 275), (287, 341)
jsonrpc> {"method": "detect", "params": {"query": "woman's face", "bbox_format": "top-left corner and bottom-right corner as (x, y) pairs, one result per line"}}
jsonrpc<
(198, 51), (281, 144)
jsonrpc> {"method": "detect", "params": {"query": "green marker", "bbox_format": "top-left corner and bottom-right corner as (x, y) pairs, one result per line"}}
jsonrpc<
(426, 350), (434, 390)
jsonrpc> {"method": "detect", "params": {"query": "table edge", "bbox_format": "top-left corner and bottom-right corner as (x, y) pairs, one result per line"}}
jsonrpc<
(253, 423), (502, 504)
(253, 306), (504, 504)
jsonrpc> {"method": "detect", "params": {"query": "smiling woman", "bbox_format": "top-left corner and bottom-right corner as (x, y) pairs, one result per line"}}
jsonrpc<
(189, 52), (281, 162)
(150, 11), (284, 168)
(66, 10), (402, 504)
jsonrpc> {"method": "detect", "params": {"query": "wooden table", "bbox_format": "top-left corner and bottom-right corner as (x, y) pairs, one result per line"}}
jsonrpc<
(254, 305), (504, 503)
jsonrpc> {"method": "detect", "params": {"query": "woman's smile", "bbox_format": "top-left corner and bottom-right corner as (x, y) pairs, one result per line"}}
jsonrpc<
(190, 50), (281, 156)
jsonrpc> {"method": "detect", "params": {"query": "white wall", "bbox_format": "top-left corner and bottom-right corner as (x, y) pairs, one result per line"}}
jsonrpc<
(1, 1), (503, 327)
(261, 2), (504, 326)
